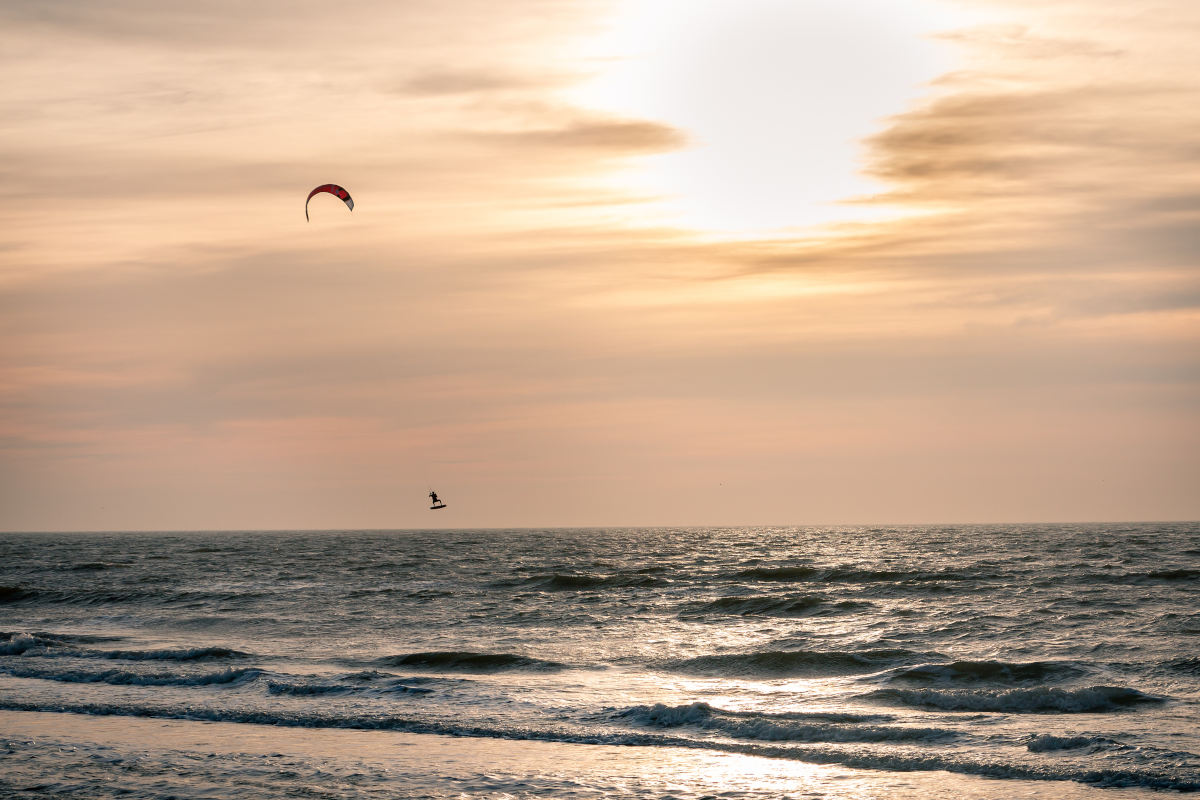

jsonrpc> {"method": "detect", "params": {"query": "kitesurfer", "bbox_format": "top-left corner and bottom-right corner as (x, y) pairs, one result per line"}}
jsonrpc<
(429, 491), (440, 505)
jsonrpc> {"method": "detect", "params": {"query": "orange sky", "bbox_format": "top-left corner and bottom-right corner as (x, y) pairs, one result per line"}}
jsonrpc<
(2, 0), (1197, 530)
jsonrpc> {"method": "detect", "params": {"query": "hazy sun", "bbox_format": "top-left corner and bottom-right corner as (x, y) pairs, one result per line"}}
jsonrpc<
(570, 0), (973, 236)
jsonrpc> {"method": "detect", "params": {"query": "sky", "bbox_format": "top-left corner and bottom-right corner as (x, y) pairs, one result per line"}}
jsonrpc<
(1, 0), (1197, 530)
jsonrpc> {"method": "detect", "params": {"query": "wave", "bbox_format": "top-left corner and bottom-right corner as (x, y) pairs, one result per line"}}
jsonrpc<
(2, 631), (122, 645)
(500, 572), (666, 591)
(1026, 734), (1121, 753)
(735, 567), (820, 581)
(616, 702), (951, 744)
(862, 685), (1165, 713)
(679, 594), (867, 618)
(1146, 568), (1200, 580)
(888, 660), (1086, 685)
(0, 663), (259, 687)
(1159, 657), (1200, 676)
(93, 646), (251, 661)
(375, 651), (565, 672)
(0, 698), (1193, 792)
(734, 566), (982, 585)
(0, 585), (271, 608)
(1070, 568), (1200, 585)
(265, 679), (432, 696)
(665, 649), (928, 677)
(0, 585), (33, 604)
(0, 634), (250, 662)
(1, 633), (77, 656)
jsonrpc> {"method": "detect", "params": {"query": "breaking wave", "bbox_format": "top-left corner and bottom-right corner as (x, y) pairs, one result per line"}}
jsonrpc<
(615, 702), (952, 743)
(0, 663), (259, 687)
(888, 660), (1086, 685)
(0, 698), (1193, 792)
(0, 634), (249, 661)
(862, 685), (1165, 713)
(1026, 734), (1121, 753)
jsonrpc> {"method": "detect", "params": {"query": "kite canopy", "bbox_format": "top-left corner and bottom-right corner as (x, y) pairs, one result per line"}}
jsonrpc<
(306, 184), (354, 221)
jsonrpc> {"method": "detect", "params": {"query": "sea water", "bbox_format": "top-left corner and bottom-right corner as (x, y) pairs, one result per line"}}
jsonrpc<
(1, 524), (1197, 797)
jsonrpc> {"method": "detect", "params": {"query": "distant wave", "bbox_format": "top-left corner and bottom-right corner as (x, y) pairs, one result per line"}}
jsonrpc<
(679, 594), (868, 618)
(734, 567), (820, 582)
(862, 685), (1165, 713)
(1146, 568), (1200, 580)
(1061, 568), (1200, 586)
(0, 585), (270, 607)
(616, 702), (951, 744)
(499, 572), (666, 591)
(888, 660), (1086, 685)
(0, 663), (259, 687)
(375, 651), (565, 672)
(265, 678), (431, 696)
(665, 649), (929, 677)
(0, 698), (1193, 792)
(734, 566), (982, 585)
(0, 586), (34, 604)
(1159, 657), (1200, 676)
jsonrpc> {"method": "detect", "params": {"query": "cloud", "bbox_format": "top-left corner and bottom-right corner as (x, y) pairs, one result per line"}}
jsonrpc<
(395, 69), (561, 97)
(467, 116), (686, 154)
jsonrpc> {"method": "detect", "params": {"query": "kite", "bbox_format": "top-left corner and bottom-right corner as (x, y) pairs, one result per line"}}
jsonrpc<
(306, 184), (354, 221)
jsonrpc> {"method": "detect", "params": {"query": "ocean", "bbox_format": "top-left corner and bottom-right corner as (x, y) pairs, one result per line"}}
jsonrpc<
(1, 524), (1198, 798)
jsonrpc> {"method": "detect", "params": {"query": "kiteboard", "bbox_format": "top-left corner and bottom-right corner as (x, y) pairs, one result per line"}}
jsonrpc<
(430, 503), (447, 510)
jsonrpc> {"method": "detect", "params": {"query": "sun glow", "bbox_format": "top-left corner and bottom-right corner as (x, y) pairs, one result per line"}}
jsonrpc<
(570, 0), (971, 236)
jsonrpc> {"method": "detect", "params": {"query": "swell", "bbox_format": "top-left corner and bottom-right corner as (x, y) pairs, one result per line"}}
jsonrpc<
(375, 651), (565, 672)
(887, 660), (1087, 685)
(734, 566), (983, 584)
(265, 679), (431, 696)
(0, 585), (270, 607)
(0, 699), (1193, 792)
(1053, 568), (1200, 585)
(615, 702), (953, 744)
(0, 663), (259, 687)
(1026, 734), (1123, 753)
(497, 572), (666, 591)
(1, 634), (250, 661)
(679, 594), (868, 618)
(665, 648), (930, 677)
(862, 685), (1165, 713)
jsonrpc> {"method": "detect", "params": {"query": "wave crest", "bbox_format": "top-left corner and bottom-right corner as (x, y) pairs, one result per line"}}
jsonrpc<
(617, 702), (953, 744)
(376, 651), (565, 672)
(665, 648), (928, 677)
(863, 685), (1164, 713)
(889, 660), (1085, 685)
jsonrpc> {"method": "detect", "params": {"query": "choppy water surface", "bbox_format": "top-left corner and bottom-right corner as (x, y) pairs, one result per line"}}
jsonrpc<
(1, 524), (1198, 797)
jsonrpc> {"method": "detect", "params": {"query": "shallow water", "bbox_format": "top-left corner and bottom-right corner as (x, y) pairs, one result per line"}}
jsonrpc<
(2, 524), (1198, 797)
